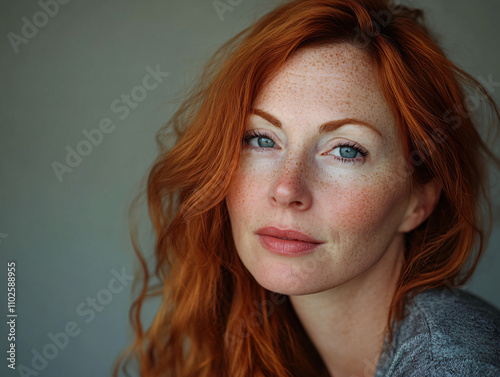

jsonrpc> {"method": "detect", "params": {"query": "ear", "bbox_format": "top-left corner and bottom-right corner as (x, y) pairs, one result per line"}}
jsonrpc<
(398, 178), (442, 233)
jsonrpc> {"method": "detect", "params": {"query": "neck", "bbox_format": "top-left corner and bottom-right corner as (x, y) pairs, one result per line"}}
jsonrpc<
(289, 235), (405, 377)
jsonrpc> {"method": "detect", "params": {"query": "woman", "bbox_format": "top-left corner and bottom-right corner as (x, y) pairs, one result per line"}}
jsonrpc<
(113, 0), (500, 376)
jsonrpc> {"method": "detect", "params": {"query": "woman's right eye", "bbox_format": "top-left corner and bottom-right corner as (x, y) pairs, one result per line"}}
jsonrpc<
(243, 131), (277, 150)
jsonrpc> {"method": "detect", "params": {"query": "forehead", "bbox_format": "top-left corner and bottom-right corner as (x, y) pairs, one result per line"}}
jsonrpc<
(252, 43), (396, 137)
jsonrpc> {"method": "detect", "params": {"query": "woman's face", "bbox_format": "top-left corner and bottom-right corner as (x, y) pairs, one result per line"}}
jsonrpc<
(225, 43), (415, 295)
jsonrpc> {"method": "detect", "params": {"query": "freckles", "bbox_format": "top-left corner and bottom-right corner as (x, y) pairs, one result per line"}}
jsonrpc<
(227, 164), (253, 210)
(329, 191), (376, 232)
(227, 158), (273, 216)
(323, 171), (404, 235)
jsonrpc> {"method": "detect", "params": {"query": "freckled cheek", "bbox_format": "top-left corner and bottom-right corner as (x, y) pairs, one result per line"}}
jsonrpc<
(226, 166), (265, 219)
(322, 177), (405, 235)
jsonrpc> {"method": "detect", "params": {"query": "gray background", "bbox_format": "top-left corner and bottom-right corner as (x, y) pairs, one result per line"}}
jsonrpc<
(1, 0), (499, 376)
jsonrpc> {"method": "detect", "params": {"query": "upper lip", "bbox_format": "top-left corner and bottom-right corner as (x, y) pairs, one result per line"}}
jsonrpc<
(256, 226), (323, 244)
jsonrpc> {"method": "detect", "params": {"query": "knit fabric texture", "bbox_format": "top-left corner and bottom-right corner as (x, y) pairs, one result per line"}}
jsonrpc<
(374, 287), (500, 377)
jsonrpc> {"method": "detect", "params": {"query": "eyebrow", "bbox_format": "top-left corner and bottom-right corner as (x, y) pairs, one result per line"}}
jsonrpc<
(250, 108), (383, 138)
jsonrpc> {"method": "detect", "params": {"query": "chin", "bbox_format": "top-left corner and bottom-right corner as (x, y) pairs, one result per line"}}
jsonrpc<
(248, 260), (340, 296)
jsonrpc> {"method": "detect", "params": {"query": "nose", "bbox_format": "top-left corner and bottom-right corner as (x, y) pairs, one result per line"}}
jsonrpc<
(269, 159), (313, 210)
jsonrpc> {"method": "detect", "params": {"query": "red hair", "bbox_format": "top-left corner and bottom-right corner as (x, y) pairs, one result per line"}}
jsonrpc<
(113, 1), (500, 376)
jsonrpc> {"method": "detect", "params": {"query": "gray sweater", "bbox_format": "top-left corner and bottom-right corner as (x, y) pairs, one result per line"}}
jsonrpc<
(374, 287), (500, 376)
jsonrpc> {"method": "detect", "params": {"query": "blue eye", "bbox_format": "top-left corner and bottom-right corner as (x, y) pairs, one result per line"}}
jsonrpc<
(330, 142), (368, 164)
(243, 131), (277, 149)
(243, 131), (368, 164)
(334, 146), (359, 158)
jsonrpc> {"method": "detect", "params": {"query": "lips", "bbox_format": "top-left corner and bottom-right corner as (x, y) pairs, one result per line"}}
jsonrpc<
(255, 226), (323, 244)
(255, 226), (323, 256)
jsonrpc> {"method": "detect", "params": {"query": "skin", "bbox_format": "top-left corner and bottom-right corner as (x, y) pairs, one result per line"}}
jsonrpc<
(225, 43), (440, 377)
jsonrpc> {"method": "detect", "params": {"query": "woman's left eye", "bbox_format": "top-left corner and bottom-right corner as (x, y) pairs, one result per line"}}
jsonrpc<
(328, 142), (368, 164)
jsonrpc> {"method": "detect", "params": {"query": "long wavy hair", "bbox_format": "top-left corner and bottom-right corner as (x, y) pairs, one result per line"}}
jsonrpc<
(112, 0), (500, 376)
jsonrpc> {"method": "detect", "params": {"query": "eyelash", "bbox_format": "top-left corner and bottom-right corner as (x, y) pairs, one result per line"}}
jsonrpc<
(242, 130), (369, 164)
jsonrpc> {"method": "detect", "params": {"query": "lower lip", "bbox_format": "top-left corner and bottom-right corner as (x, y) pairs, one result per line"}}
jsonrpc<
(257, 234), (322, 256)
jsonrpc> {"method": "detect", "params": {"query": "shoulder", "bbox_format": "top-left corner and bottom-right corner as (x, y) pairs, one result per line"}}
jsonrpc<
(411, 287), (500, 360)
(376, 287), (500, 377)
